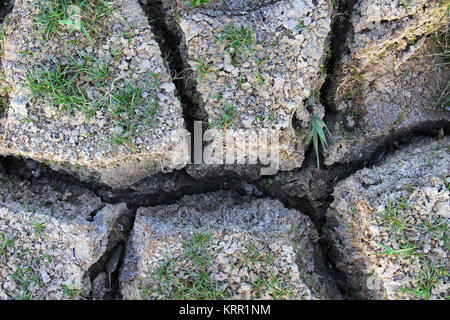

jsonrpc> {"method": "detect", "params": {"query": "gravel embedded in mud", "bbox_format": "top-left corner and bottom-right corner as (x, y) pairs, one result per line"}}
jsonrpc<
(169, 0), (331, 171)
(324, 136), (449, 300)
(0, 0), (448, 302)
(0, 0), (189, 187)
(119, 190), (331, 300)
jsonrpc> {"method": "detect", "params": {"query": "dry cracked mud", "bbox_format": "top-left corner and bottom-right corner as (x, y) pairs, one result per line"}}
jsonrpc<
(0, 0), (448, 300)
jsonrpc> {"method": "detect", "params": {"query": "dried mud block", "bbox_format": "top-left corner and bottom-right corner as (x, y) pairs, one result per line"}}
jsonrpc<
(120, 190), (329, 300)
(0, 171), (130, 299)
(324, 136), (449, 299)
(174, 0), (331, 171)
(0, 0), (189, 187)
(325, 0), (449, 165)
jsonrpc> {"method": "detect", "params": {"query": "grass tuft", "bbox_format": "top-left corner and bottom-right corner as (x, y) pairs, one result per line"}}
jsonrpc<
(190, 59), (215, 82)
(27, 61), (90, 115)
(37, 0), (115, 42)
(187, 0), (211, 7)
(140, 231), (228, 300)
(109, 83), (159, 145)
(212, 100), (238, 130)
(309, 113), (330, 169)
(27, 55), (160, 146)
(218, 23), (255, 66)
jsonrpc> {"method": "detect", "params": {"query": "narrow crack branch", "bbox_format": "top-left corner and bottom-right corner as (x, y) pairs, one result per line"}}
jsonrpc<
(139, 0), (209, 161)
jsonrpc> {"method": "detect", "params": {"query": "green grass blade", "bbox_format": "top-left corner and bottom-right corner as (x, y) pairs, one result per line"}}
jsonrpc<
(80, 24), (93, 43)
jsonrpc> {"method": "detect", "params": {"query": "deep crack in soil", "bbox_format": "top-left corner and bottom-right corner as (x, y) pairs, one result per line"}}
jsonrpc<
(139, 0), (210, 161)
(1, 120), (448, 299)
(0, 0), (448, 300)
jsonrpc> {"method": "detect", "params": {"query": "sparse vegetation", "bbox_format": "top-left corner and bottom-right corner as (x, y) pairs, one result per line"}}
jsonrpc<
(27, 60), (91, 115)
(109, 83), (159, 146)
(242, 243), (296, 299)
(250, 272), (295, 299)
(27, 53), (160, 146)
(139, 233), (299, 300)
(8, 266), (41, 300)
(0, 26), (10, 117)
(319, 65), (328, 78)
(406, 261), (448, 300)
(30, 218), (46, 239)
(190, 59), (215, 82)
(61, 285), (85, 300)
(254, 57), (267, 85)
(376, 197), (449, 300)
(140, 231), (228, 300)
(296, 18), (311, 33)
(0, 233), (15, 260)
(344, 90), (353, 101)
(1, 208), (94, 300)
(187, 0), (211, 7)
(218, 23), (255, 66)
(67, 51), (111, 86)
(37, 0), (116, 42)
(309, 113), (330, 169)
(212, 99), (238, 130)
(3, 219), (47, 300)
(398, 0), (413, 11)
(296, 18), (305, 31)
(442, 176), (450, 191)
(431, 3), (450, 110)
(297, 127), (312, 145)
(0, 24), (5, 57)
(349, 66), (365, 83)
(379, 198), (409, 240)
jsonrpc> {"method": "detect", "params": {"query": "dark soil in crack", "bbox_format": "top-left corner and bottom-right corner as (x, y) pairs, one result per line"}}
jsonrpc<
(1, 0), (448, 300)
(88, 237), (132, 300)
(0, 0), (14, 20)
(321, 0), (358, 110)
(1, 119), (448, 299)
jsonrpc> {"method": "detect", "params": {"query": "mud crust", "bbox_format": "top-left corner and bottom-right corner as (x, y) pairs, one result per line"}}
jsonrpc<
(0, 0), (448, 300)
(1, 118), (447, 299)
